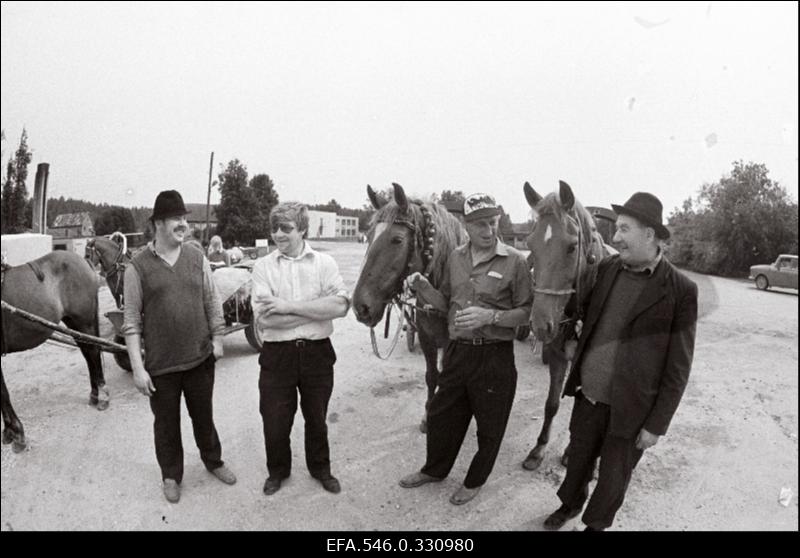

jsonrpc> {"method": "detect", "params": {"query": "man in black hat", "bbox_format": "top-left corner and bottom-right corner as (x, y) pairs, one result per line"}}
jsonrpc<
(398, 193), (533, 506)
(121, 190), (236, 503)
(543, 192), (698, 531)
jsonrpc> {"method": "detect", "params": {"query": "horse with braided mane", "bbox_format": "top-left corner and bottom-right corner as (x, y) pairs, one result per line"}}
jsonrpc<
(352, 183), (466, 432)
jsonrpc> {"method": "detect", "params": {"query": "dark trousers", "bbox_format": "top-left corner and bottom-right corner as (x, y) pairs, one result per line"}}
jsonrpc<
(557, 392), (644, 530)
(149, 355), (223, 483)
(258, 338), (336, 480)
(421, 341), (517, 489)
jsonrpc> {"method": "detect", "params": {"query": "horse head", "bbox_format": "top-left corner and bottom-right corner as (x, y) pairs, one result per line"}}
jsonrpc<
(353, 183), (428, 327)
(86, 234), (130, 309)
(524, 180), (603, 345)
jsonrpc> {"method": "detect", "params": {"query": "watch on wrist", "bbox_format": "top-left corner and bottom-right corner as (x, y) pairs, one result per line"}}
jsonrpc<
(492, 310), (502, 325)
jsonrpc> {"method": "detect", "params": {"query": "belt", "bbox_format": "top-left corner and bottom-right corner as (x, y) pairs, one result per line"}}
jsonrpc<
(454, 337), (509, 346)
(266, 338), (328, 348)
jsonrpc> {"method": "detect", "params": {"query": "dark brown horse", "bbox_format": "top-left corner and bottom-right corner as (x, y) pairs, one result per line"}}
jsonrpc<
(85, 233), (131, 309)
(521, 180), (615, 470)
(1, 250), (109, 452)
(353, 183), (466, 431)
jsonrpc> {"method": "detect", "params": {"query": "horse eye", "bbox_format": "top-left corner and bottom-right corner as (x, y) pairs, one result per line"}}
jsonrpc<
(567, 243), (577, 254)
(391, 237), (403, 245)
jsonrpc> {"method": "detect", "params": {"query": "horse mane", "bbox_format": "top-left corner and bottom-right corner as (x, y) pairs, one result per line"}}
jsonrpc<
(368, 199), (466, 289)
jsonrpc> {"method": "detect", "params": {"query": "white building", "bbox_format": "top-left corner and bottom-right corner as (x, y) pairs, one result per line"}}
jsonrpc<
(307, 210), (337, 239)
(335, 216), (359, 239)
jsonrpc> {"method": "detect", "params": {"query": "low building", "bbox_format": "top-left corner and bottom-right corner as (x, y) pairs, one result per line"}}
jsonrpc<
(49, 212), (94, 239)
(184, 203), (218, 237)
(335, 216), (359, 239)
(307, 210), (337, 239)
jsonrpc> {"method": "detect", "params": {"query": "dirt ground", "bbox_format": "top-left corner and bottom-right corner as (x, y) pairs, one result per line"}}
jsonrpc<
(1, 241), (797, 531)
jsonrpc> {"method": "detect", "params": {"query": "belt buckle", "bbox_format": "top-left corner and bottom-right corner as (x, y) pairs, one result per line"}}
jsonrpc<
(295, 339), (306, 348)
(472, 338), (484, 346)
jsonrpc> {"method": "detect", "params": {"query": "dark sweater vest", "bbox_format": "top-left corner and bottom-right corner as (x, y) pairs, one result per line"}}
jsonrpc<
(130, 244), (212, 376)
(579, 269), (649, 404)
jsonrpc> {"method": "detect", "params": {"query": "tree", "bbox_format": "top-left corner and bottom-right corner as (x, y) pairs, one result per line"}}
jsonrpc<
(250, 173), (280, 240)
(0, 129), (33, 234)
(1, 158), (15, 233)
(439, 190), (465, 204)
(94, 206), (137, 235)
(668, 161), (798, 276)
(214, 161), (281, 246)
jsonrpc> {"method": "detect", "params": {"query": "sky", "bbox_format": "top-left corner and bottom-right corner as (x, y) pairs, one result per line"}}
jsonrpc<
(1, 1), (797, 223)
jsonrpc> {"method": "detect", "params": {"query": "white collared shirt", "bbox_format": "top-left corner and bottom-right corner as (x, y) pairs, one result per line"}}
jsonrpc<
(250, 241), (350, 342)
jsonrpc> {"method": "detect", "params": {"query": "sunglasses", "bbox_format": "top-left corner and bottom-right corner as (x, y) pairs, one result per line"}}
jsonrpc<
(271, 223), (296, 234)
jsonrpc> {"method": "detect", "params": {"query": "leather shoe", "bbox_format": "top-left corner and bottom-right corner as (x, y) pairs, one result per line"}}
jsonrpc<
(210, 465), (237, 485)
(262, 477), (283, 495)
(162, 479), (180, 503)
(449, 484), (481, 505)
(318, 476), (341, 494)
(544, 504), (582, 530)
(399, 471), (443, 488)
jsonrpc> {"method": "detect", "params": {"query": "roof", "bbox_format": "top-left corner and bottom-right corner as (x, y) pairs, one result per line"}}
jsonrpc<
(441, 200), (464, 214)
(586, 206), (616, 222)
(184, 203), (217, 223)
(51, 212), (92, 228)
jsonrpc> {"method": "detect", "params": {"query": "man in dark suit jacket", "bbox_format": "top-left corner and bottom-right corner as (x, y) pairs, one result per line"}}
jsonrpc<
(543, 192), (698, 531)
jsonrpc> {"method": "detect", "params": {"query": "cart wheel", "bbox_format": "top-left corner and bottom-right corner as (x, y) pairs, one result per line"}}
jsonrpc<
(113, 335), (133, 372)
(245, 322), (263, 352)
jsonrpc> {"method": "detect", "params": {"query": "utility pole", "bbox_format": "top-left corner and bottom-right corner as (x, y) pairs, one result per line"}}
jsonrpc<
(204, 151), (214, 244)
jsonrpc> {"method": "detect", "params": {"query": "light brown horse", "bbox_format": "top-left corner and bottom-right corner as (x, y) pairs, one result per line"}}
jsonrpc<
(521, 180), (614, 470)
(352, 183), (466, 431)
(1, 250), (109, 452)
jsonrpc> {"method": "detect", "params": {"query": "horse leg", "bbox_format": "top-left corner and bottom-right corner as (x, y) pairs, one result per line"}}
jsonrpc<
(65, 314), (110, 411)
(418, 332), (440, 433)
(523, 346), (568, 470)
(1, 371), (27, 452)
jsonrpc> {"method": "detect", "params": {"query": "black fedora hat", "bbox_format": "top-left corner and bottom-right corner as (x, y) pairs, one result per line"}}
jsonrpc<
(612, 192), (670, 240)
(151, 190), (190, 221)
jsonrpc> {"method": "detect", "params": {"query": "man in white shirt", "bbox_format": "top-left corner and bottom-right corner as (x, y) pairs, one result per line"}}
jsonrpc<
(251, 202), (350, 496)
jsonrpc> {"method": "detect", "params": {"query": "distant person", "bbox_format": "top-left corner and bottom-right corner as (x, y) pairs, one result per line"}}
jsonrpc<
(228, 246), (244, 264)
(121, 190), (237, 504)
(251, 202), (350, 496)
(543, 192), (698, 531)
(207, 235), (231, 267)
(399, 193), (533, 505)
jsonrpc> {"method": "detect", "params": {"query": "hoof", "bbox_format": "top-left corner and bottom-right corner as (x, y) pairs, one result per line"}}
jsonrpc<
(2, 429), (13, 445)
(522, 453), (543, 471)
(419, 419), (427, 434)
(96, 399), (109, 411)
(12, 439), (27, 453)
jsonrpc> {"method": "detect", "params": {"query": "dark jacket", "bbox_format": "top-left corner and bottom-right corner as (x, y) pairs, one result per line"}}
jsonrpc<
(564, 255), (698, 439)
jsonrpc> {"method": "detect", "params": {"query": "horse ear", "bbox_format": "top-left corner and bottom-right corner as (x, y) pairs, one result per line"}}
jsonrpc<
(558, 180), (575, 212)
(523, 182), (542, 209)
(367, 184), (386, 209)
(392, 183), (408, 211)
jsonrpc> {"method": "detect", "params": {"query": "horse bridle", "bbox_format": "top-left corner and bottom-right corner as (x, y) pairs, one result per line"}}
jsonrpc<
(367, 205), (443, 358)
(86, 237), (129, 308)
(530, 209), (599, 341)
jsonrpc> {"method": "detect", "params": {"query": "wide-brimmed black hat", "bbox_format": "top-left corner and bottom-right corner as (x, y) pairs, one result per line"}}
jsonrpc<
(612, 192), (670, 239)
(151, 190), (190, 221)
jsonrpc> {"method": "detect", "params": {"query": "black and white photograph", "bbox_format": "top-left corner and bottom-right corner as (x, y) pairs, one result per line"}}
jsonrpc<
(1, 1), (797, 534)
